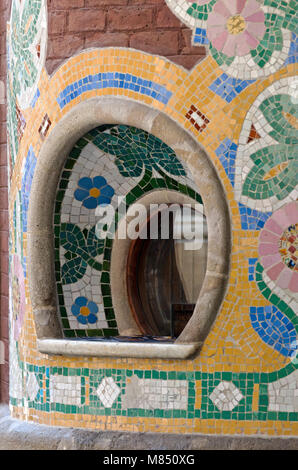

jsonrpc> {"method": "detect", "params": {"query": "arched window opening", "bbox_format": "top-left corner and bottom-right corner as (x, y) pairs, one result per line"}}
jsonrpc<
(127, 205), (208, 338)
(27, 97), (230, 358)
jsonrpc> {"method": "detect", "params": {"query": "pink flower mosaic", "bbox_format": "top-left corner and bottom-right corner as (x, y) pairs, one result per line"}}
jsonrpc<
(258, 201), (298, 294)
(206, 0), (265, 57)
(12, 254), (26, 340)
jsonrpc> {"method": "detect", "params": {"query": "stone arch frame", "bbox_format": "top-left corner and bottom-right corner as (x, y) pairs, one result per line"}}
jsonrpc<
(28, 96), (231, 358)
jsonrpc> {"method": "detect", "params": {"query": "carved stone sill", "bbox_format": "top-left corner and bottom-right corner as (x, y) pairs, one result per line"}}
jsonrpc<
(37, 338), (201, 359)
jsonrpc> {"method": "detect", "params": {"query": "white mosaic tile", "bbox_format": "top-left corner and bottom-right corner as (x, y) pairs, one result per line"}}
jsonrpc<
(268, 370), (298, 413)
(122, 375), (188, 410)
(209, 381), (244, 411)
(96, 377), (121, 408)
(26, 372), (40, 401)
(49, 375), (82, 406)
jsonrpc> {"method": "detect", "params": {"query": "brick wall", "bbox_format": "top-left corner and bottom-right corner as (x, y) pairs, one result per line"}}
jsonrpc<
(0, 0), (9, 404)
(46, 0), (206, 74)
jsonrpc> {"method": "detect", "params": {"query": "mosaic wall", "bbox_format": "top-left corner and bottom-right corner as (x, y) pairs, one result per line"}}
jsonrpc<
(7, 0), (298, 436)
(55, 124), (202, 337)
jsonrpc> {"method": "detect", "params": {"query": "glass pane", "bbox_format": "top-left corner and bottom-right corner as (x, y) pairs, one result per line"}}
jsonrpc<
(127, 205), (208, 338)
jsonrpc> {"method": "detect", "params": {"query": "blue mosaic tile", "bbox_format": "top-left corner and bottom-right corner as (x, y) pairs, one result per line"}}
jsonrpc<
(238, 203), (272, 230)
(285, 32), (298, 65)
(248, 258), (258, 281)
(250, 306), (297, 358)
(31, 88), (40, 108)
(193, 28), (209, 45)
(209, 73), (256, 103)
(215, 138), (237, 187)
(21, 146), (36, 232)
(57, 73), (173, 109)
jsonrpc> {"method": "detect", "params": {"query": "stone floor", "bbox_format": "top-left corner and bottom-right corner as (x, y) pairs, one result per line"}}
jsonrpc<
(1, 405), (297, 450)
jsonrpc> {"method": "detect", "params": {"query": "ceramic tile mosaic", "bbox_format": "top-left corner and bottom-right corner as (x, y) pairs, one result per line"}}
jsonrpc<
(7, 0), (298, 437)
(55, 125), (202, 337)
(215, 138), (237, 187)
(209, 74), (256, 104)
(38, 114), (51, 140)
(185, 105), (210, 133)
(234, 77), (298, 213)
(57, 74), (173, 109)
(7, 0), (47, 168)
(209, 381), (244, 412)
(166, 0), (296, 78)
(268, 369), (298, 413)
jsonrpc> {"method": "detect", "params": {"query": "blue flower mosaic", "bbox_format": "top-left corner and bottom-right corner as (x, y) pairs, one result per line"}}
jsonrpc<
(21, 146), (37, 232)
(248, 258), (258, 282)
(71, 297), (98, 325)
(209, 73), (256, 103)
(74, 176), (114, 209)
(238, 203), (271, 231)
(250, 306), (297, 358)
(215, 138), (237, 187)
(193, 28), (209, 45)
(285, 32), (298, 66)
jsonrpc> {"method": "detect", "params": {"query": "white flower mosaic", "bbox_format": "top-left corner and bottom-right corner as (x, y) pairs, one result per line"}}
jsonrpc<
(209, 381), (244, 411)
(26, 372), (40, 401)
(96, 377), (121, 408)
(268, 369), (298, 413)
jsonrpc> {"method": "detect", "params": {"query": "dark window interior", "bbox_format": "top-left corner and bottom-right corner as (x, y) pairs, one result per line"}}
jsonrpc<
(127, 205), (208, 338)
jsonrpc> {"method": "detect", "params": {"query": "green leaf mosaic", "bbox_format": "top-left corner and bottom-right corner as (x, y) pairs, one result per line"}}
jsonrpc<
(242, 93), (298, 201)
(7, 0), (47, 167)
(90, 125), (187, 178)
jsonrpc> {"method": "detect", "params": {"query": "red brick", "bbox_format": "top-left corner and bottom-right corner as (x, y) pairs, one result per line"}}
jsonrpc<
(0, 145), (7, 166)
(0, 166), (7, 188)
(0, 123), (6, 145)
(50, 0), (84, 9)
(86, 0), (128, 5)
(46, 58), (65, 75)
(0, 295), (8, 317)
(181, 29), (206, 55)
(0, 211), (8, 231)
(107, 7), (153, 31)
(0, 310), (8, 340)
(48, 11), (67, 35)
(0, 384), (9, 404)
(0, 104), (6, 121)
(0, 188), (8, 210)
(129, 0), (163, 4)
(0, 273), (8, 296)
(0, 35), (6, 55)
(168, 54), (206, 70)
(47, 34), (85, 59)
(0, 0), (10, 13)
(156, 5), (182, 28)
(1, 254), (8, 275)
(130, 31), (179, 56)
(0, 231), (8, 253)
(84, 32), (129, 48)
(1, 362), (9, 384)
(68, 9), (106, 33)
